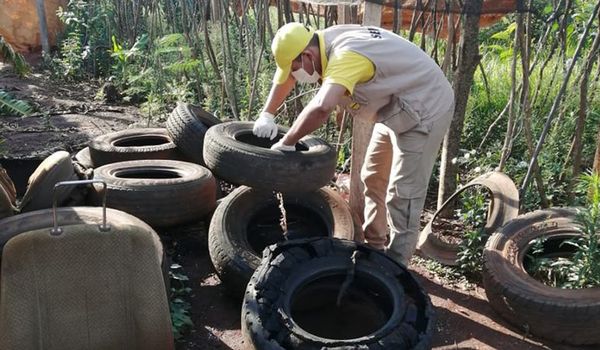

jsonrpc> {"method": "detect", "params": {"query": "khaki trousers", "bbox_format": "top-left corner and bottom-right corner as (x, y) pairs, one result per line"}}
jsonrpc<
(361, 107), (453, 265)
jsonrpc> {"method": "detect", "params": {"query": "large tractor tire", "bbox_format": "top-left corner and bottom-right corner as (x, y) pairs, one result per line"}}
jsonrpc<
(243, 238), (435, 349)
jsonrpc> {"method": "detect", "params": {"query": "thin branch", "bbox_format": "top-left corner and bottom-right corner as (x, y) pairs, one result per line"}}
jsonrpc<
(521, 0), (600, 195)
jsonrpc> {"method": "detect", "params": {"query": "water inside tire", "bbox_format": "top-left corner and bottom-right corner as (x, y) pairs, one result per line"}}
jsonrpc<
(246, 204), (328, 255)
(290, 273), (393, 340)
(235, 133), (309, 151)
(114, 136), (170, 147)
(114, 169), (182, 179)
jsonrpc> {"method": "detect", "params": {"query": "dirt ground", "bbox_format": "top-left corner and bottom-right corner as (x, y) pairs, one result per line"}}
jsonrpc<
(0, 63), (593, 350)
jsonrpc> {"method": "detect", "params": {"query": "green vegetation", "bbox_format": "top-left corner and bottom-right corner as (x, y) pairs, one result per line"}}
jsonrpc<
(525, 171), (600, 288)
(0, 36), (32, 117)
(42, 1), (599, 210)
(0, 36), (29, 76)
(0, 90), (33, 117)
(168, 263), (194, 340)
(455, 190), (489, 279)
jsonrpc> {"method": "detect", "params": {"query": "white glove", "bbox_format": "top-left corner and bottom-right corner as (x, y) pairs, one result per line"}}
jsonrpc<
(253, 111), (278, 140)
(271, 139), (296, 152)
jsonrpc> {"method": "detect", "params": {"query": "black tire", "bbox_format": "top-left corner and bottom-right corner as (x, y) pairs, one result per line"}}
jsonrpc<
(482, 207), (600, 345)
(166, 102), (222, 165)
(417, 171), (519, 266)
(90, 160), (216, 227)
(209, 186), (355, 297)
(18, 151), (78, 212)
(0, 206), (169, 295)
(203, 121), (336, 193)
(89, 128), (181, 166)
(242, 238), (435, 349)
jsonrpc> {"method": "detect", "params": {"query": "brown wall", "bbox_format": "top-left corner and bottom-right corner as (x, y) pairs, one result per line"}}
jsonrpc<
(0, 0), (68, 53)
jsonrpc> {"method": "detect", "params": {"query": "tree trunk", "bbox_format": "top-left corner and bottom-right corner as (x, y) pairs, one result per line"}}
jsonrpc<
(594, 126), (600, 175)
(568, 11), (600, 201)
(437, 0), (483, 214)
(517, 0), (549, 208)
(349, 1), (382, 238)
(521, 0), (600, 196)
(498, 2), (522, 171)
(35, 0), (49, 54)
(441, 3), (455, 75)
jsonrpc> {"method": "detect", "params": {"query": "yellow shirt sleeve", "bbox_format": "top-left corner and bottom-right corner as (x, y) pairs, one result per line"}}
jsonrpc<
(322, 50), (374, 94)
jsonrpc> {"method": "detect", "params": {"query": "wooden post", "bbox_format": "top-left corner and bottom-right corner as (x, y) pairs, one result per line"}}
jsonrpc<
(338, 4), (352, 24)
(211, 0), (222, 21)
(35, 0), (50, 54)
(349, 1), (382, 239)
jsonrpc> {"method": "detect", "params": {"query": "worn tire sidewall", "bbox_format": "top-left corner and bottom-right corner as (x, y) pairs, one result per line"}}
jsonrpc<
(203, 122), (336, 193)
(208, 186), (354, 296)
(483, 207), (600, 344)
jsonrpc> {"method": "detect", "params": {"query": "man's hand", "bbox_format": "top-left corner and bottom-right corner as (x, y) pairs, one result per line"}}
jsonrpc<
(271, 139), (296, 152)
(253, 111), (278, 140)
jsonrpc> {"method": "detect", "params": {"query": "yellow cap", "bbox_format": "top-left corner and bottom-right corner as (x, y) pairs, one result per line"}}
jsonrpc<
(271, 22), (315, 84)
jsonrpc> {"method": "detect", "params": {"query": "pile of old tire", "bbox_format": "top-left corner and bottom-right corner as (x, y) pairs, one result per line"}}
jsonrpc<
(417, 171), (519, 266)
(67, 105), (223, 228)
(482, 207), (600, 345)
(76, 103), (223, 171)
(243, 237), (435, 349)
(203, 121), (348, 296)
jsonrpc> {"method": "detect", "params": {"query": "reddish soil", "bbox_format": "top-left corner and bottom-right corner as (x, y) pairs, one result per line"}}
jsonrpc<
(167, 221), (591, 350)
(1, 63), (595, 350)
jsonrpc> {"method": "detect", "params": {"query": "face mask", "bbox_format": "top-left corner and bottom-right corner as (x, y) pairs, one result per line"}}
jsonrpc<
(291, 56), (320, 84)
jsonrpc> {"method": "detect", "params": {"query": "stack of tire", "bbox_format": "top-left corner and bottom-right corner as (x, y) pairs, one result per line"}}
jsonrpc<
(66, 103), (218, 229)
(0, 102), (219, 241)
(203, 122), (435, 349)
(0, 103), (220, 314)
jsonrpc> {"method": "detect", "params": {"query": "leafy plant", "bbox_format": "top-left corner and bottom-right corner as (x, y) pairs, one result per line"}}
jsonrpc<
(0, 90), (33, 116)
(524, 236), (572, 287)
(565, 171), (600, 288)
(411, 255), (475, 291)
(0, 36), (30, 76)
(52, 0), (114, 80)
(168, 263), (194, 340)
(456, 189), (489, 278)
(525, 171), (600, 288)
